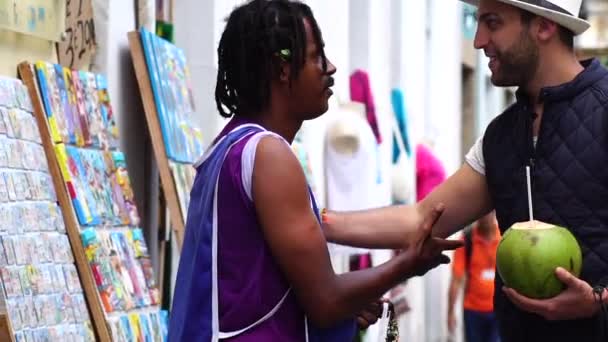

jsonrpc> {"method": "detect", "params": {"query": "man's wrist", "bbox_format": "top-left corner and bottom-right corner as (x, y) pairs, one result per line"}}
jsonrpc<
(590, 286), (608, 315)
(320, 208), (338, 241)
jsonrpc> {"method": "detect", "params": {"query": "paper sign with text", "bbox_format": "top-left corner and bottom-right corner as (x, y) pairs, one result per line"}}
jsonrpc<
(58, 0), (96, 70)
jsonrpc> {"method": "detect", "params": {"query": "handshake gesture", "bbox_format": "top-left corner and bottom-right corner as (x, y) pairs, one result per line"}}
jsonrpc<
(401, 204), (463, 278)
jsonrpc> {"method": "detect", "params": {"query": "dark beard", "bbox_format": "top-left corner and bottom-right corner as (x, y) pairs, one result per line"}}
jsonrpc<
(491, 32), (540, 87)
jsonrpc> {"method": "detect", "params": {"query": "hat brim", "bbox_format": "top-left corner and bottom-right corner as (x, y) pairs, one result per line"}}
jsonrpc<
(461, 0), (590, 35)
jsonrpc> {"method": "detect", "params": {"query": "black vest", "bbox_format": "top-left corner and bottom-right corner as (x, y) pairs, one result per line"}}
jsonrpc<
(483, 59), (608, 341)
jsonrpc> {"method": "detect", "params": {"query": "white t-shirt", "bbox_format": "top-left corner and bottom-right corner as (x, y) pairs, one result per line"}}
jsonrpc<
(465, 135), (538, 175)
(465, 136), (486, 175)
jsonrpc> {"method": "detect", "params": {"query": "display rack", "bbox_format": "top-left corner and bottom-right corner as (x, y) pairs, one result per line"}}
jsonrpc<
(18, 62), (168, 342)
(128, 29), (204, 250)
(0, 75), (95, 341)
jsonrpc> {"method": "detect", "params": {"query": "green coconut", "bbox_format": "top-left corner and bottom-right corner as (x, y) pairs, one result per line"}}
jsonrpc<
(496, 220), (582, 299)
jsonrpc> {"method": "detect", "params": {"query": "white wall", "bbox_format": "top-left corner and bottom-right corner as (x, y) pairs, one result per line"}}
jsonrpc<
(175, 0), (227, 148)
(0, 30), (56, 79)
(426, 0), (464, 175)
(391, 2), (429, 340)
(347, 0), (393, 208)
(400, 1), (429, 147)
(107, 0), (140, 179)
(424, 2), (464, 342)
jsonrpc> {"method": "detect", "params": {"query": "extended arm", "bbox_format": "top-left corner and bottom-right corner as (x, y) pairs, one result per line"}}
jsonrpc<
(253, 136), (462, 328)
(323, 163), (493, 249)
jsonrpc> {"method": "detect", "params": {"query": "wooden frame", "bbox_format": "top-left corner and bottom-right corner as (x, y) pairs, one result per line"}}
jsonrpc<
(18, 62), (112, 342)
(0, 314), (15, 342)
(127, 30), (185, 249)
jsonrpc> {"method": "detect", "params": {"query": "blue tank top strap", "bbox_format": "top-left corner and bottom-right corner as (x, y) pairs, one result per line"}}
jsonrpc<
(308, 186), (321, 223)
(169, 124), (264, 341)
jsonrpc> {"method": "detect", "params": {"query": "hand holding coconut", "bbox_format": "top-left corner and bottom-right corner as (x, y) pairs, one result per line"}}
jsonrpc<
(503, 266), (604, 321)
(497, 221), (582, 299)
(498, 167), (606, 320)
(498, 221), (605, 321)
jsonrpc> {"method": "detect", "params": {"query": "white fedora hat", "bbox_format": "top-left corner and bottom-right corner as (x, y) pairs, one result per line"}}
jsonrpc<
(461, 0), (590, 35)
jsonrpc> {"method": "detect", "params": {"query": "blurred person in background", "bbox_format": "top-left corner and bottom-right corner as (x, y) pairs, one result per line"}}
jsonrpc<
(448, 211), (501, 342)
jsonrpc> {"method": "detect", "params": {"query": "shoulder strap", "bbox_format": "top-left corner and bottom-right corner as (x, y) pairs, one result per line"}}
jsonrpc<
(240, 130), (287, 201)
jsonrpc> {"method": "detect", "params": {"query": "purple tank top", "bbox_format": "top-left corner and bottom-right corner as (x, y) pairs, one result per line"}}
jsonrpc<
(216, 120), (306, 341)
(169, 118), (357, 341)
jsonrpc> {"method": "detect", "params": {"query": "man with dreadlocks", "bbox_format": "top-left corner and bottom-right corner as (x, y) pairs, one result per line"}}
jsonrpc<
(168, 0), (461, 341)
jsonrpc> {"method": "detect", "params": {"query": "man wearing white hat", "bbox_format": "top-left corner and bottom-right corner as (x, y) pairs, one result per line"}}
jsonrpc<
(322, 0), (608, 341)
(454, 1), (606, 341)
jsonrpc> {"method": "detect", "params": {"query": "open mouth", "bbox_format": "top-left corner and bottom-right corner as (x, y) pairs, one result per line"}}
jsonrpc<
(485, 51), (498, 71)
(486, 55), (498, 71)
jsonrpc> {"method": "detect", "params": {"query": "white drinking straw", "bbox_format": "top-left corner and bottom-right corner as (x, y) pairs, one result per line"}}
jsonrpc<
(526, 166), (534, 222)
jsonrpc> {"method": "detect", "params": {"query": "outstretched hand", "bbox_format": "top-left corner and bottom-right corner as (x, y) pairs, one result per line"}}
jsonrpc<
(405, 204), (463, 277)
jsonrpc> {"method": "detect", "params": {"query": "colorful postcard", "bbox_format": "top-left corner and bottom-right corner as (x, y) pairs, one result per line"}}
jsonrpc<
(140, 28), (204, 163)
(70, 69), (92, 146)
(35, 62), (69, 143)
(80, 71), (106, 148)
(96, 75), (120, 149)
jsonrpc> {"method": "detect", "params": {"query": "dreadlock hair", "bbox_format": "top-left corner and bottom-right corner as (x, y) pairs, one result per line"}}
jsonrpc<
(215, 0), (327, 118)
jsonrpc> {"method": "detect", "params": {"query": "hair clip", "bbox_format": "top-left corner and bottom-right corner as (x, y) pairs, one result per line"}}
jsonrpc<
(278, 48), (291, 60)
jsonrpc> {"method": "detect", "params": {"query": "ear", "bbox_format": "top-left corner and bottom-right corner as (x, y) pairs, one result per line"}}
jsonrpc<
(536, 17), (559, 43)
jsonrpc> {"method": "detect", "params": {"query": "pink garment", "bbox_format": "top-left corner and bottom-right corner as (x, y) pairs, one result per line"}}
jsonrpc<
(416, 144), (446, 201)
(349, 70), (382, 144)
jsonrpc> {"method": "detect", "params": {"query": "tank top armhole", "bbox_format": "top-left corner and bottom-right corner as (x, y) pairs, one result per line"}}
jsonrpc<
(241, 131), (288, 201)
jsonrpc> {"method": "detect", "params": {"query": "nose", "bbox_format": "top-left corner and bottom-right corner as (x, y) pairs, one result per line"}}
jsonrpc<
(326, 58), (337, 75)
(473, 27), (488, 50)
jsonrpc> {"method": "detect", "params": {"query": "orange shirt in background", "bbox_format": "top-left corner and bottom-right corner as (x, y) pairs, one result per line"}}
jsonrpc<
(451, 225), (501, 313)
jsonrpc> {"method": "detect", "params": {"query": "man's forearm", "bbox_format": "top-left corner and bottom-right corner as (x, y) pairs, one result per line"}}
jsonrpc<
(323, 163), (493, 250)
(322, 204), (423, 250)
